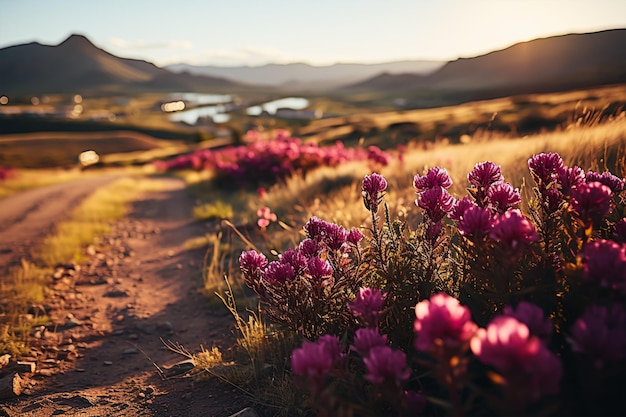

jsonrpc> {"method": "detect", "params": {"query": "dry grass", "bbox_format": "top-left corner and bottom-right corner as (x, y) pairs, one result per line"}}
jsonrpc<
(0, 131), (178, 169)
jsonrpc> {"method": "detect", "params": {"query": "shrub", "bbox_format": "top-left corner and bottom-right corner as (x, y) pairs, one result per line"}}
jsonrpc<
(238, 151), (626, 416)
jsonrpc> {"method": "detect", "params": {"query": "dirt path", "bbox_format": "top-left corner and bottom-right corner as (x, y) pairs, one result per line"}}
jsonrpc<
(0, 174), (121, 270)
(1, 177), (254, 417)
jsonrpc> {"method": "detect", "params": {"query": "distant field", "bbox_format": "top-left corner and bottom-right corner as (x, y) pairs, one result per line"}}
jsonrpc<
(0, 131), (182, 168)
(299, 84), (626, 146)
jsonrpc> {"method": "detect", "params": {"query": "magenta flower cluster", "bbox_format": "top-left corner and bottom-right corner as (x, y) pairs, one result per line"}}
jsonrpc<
(413, 292), (477, 352)
(154, 130), (390, 186)
(240, 150), (626, 416)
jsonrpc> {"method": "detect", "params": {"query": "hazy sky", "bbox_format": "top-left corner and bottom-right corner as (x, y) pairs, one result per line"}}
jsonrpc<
(1, 0), (625, 67)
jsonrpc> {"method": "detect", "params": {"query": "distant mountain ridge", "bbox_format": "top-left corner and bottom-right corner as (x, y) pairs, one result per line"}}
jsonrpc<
(0, 34), (237, 96)
(166, 61), (444, 90)
(345, 29), (626, 102)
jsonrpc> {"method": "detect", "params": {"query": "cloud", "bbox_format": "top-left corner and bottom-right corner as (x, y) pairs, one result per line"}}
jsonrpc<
(108, 37), (192, 50)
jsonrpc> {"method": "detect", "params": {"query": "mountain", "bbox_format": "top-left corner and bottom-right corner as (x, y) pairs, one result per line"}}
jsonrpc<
(344, 29), (626, 102)
(0, 34), (237, 96)
(165, 60), (444, 90)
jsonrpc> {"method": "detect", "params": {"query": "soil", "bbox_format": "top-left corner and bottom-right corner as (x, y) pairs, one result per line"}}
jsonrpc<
(0, 176), (257, 417)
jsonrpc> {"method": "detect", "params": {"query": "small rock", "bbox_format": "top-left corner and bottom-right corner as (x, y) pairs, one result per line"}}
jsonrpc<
(104, 289), (129, 298)
(103, 361), (113, 366)
(122, 347), (139, 355)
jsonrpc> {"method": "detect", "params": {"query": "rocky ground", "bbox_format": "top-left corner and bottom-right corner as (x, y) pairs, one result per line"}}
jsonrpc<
(0, 177), (258, 417)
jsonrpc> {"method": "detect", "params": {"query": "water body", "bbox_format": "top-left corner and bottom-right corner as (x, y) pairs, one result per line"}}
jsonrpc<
(167, 94), (309, 124)
(246, 97), (309, 116)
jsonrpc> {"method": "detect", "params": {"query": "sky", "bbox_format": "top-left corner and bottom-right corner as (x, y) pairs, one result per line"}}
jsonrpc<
(1, 0), (625, 67)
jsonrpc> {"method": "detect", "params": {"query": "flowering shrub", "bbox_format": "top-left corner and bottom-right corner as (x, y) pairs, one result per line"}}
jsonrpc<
(238, 151), (626, 416)
(154, 130), (390, 187)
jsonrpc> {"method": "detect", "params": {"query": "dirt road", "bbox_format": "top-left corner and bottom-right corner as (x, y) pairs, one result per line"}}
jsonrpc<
(0, 175), (122, 270)
(0, 176), (253, 416)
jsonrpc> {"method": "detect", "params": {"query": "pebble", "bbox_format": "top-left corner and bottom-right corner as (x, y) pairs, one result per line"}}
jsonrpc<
(103, 361), (113, 366)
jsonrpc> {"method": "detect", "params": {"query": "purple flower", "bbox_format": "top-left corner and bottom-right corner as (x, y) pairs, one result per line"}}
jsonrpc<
(471, 316), (562, 402)
(239, 250), (268, 271)
(449, 196), (476, 221)
(292, 335), (345, 384)
(303, 217), (348, 250)
(457, 205), (494, 240)
(416, 186), (455, 222)
(468, 161), (504, 189)
(351, 327), (388, 357)
(487, 182), (521, 213)
(528, 152), (564, 185)
(503, 301), (553, 341)
(298, 238), (318, 259)
(557, 165), (585, 194)
(262, 261), (295, 284)
(361, 173), (388, 212)
(307, 257), (333, 281)
(414, 293), (478, 352)
(280, 248), (308, 274)
(582, 239), (626, 293)
(490, 209), (539, 254)
(570, 181), (613, 227)
(413, 167), (453, 192)
(585, 170), (625, 194)
(350, 287), (387, 327)
(569, 304), (626, 368)
(363, 346), (411, 387)
(347, 228), (364, 245)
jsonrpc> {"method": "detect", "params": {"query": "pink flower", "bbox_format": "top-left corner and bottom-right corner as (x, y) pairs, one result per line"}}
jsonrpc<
(487, 182), (521, 213)
(449, 196), (477, 221)
(582, 239), (626, 293)
(262, 261), (295, 284)
(416, 186), (455, 222)
(298, 238), (318, 259)
(457, 205), (493, 240)
(503, 301), (553, 341)
(569, 304), (626, 368)
(239, 250), (268, 271)
(347, 228), (364, 245)
(528, 152), (564, 185)
(304, 217), (348, 251)
(363, 346), (411, 387)
(280, 248), (308, 275)
(351, 327), (388, 357)
(350, 287), (387, 327)
(413, 167), (453, 192)
(585, 170), (625, 194)
(292, 335), (345, 384)
(490, 209), (539, 254)
(471, 316), (562, 402)
(307, 257), (333, 281)
(361, 173), (388, 212)
(257, 206), (277, 228)
(557, 165), (585, 194)
(571, 181), (613, 227)
(414, 293), (478, 352)
(468, 161), (504, 189)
